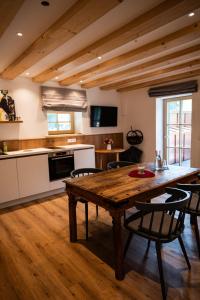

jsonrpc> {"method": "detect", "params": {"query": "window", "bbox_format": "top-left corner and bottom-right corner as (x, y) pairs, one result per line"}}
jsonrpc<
(164, 96), (192, 166)
(47, 112), (74, 134)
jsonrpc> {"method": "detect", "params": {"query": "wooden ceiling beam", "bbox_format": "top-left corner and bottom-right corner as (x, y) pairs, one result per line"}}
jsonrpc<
(0, 0), (121, 80)
(100, 58), (200, 90)
(0, 0), (24, 38)
(34, 0), (200, 83)
(82, 44), (200, 88)
(59, 21), (200, 86)
(116, 69), (200, 92)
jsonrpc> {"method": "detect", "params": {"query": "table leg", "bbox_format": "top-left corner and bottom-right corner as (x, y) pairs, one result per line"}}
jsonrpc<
(68, 192), (78, 242)
(110, 211), (125, 280)
(116, 153), (120, 161)
(100, 155), (103, 169)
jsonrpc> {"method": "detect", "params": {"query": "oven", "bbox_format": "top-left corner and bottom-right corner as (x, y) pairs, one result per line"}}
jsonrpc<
(48, 150), (74, 181)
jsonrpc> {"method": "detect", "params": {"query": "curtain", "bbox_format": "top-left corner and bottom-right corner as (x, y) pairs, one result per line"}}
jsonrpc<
(148, 80), (198, 97)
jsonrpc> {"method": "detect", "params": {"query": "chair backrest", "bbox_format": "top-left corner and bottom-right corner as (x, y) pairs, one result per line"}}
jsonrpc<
(133, 187), (190, 240)
(177, 183), (200, 214)
(71, 167), (103, 178)
(107, 160), (135, 169)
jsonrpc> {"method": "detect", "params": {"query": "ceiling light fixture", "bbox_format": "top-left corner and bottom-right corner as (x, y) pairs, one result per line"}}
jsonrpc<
(80, 80), (83, 83)
(17, 32), (23, 37)
(98, 56), (102, 60)
(41, 1), (50, 6)
(55, 76), (59, 80)
(188, 12), (195, 17)
(25, 72), (30, 76)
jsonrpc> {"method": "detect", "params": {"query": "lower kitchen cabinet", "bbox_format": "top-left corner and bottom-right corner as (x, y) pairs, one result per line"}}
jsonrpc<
(0, 159), (19, 203)
(74, 148), (95, 169)
(17, 154), (50, 198)
(0, 146), (96, 205)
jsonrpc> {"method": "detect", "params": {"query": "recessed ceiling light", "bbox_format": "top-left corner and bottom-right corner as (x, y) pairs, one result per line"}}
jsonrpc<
(98, 56), (102, 60)
(41, 1), (50, 6)
(17, 32), (23, 37)
(25, 72), (30, 76)
(80, 80), (83, 83)
(188, 12), (195, 17)
(55, 76), (59, 80)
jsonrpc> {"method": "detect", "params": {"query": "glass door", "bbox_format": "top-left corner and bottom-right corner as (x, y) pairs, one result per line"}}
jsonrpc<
(164, 97), (192, 166)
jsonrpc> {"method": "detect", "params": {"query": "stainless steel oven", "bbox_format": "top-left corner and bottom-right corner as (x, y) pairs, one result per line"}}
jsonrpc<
(48, 150), (74, 181)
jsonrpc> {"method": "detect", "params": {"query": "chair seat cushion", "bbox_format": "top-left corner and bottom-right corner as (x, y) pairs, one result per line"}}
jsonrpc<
(126, 211), (178, 237)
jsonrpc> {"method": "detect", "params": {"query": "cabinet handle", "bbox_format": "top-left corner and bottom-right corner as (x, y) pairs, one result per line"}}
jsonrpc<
(50, 155), (74, 161)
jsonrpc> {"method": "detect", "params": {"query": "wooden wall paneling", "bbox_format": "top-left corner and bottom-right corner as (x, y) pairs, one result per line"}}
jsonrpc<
(20, 139), (47, 150)
(117, 68), (200, 92)
(0, 0), (121, 80)
(0, 140), (20, 152)
(59, 21), (200, 86)
(3, 134), (123, 159)
(0, 0), (24, 39)
(100, 57), (200, 90)
(33, 0), (200, 83)
(81, 43), (200, 89)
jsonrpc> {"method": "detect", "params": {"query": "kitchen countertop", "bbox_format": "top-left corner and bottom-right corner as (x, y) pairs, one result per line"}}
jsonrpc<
(0, 144), (94, 159)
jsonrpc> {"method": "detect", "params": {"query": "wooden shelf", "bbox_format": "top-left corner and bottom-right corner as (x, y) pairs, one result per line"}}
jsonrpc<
(0, 121), (23, 123)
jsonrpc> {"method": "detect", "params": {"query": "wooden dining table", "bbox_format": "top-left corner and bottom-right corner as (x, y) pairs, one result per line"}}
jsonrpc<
(64, 164), (199, 280)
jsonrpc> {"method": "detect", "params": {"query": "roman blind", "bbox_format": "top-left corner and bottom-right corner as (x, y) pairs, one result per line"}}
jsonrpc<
(148, 80), (198, 97)
(41, 86), (87, 112)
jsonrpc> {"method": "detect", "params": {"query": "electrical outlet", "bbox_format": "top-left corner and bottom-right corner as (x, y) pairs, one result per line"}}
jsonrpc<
(67, 138), (76, 143)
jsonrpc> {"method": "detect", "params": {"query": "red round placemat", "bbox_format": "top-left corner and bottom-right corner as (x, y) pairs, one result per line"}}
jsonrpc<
(128, 169), (155, 178)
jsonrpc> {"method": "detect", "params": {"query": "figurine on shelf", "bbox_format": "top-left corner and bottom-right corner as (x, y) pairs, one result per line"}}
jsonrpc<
(0, 90), (16, 121)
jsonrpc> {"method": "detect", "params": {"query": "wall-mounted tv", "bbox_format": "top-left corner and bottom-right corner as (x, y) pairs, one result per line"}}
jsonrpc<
(90, 105), (118, 127)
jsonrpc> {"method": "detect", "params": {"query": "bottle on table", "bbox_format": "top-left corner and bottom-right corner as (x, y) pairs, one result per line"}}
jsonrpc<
(155, 150), (162, 170)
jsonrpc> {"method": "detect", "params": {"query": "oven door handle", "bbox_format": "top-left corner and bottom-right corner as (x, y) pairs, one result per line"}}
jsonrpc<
(50, 155), (74, 161)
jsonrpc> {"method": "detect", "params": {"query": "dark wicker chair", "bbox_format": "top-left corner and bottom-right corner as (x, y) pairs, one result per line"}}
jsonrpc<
(71, 167), (103, 240)
(177, 182), (200, 258)
(124, 187), (191, 300)
(107, 160), (135, 169)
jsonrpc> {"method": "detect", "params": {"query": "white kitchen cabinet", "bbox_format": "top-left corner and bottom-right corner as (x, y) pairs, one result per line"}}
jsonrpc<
(17, 154), (50, 198)
(0, 159), (19, 203)
(74, 147), (95, 169)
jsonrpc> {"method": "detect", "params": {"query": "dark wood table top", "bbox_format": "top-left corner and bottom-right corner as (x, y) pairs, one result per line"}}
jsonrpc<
(64, 164), (199, 206)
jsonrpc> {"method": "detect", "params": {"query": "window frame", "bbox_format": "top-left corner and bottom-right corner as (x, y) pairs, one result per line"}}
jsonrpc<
(47, 111), (75, 135)
(163, 95), (192, 166)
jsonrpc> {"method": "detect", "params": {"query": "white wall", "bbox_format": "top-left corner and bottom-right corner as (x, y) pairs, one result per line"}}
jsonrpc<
(120, 88), (156, 162)
(0, 78), (122, 140)
(120, 77), (200, 167)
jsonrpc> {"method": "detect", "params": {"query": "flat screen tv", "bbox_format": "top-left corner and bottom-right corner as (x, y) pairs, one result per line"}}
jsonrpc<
(90, 105), (118, 127)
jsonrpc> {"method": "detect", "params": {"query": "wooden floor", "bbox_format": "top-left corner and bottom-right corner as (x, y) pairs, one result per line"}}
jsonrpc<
(0, 194), (200, 300)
